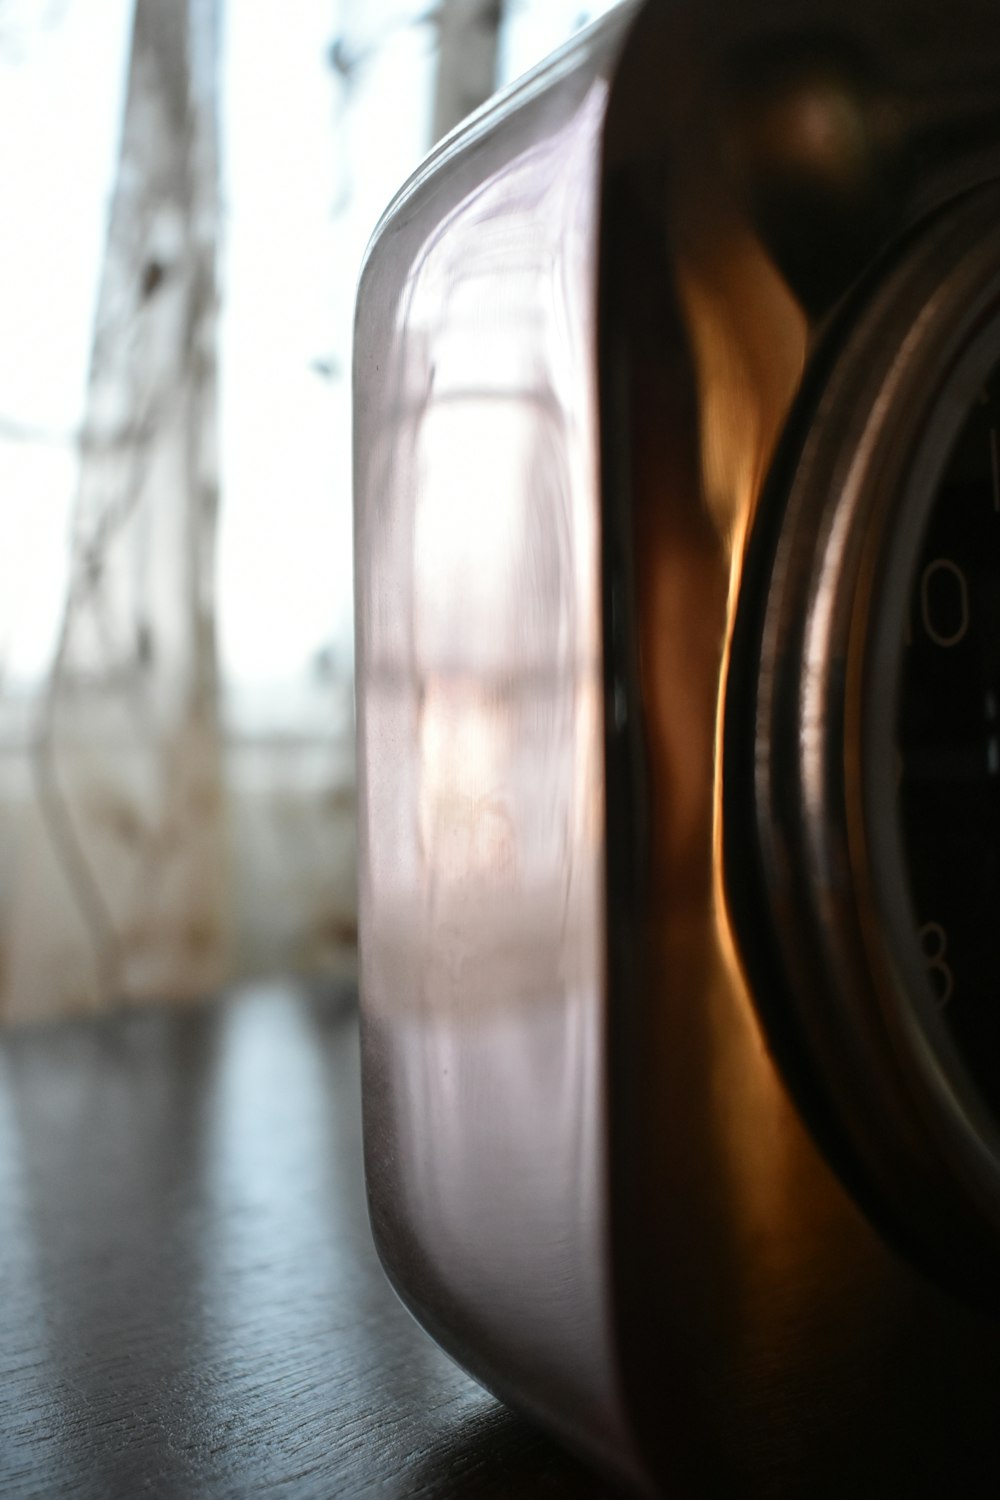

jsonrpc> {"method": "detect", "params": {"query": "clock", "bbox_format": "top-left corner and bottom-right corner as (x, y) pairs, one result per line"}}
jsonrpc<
(354, 1), (1000, 1491)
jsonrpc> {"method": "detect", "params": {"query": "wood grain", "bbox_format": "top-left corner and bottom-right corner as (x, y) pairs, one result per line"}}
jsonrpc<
(0, 982), (619, 1498)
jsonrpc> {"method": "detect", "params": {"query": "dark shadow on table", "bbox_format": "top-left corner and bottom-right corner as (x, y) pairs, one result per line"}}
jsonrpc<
(402, 1402), (629, 1499)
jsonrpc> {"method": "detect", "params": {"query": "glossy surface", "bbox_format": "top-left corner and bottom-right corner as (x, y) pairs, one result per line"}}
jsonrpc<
(354, 5), (638, 1475)
(0, 984), (618, 1499)
(355, 0), (1000, 1491)
(8, 989), (1000, 1499)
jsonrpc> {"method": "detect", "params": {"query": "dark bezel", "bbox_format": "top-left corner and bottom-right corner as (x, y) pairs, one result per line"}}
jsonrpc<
(861, 254), (1000, 1239)
(729, 184), (1000, 1295)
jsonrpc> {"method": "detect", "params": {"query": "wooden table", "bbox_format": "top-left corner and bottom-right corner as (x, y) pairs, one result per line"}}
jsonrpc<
(0, 982), (618, 1498)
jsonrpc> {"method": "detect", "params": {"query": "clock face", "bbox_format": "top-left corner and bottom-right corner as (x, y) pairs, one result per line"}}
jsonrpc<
(897, 371), (1000, 1116)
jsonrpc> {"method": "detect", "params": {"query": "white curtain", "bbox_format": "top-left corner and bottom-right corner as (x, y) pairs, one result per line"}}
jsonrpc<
(0, 0), (616, 1025)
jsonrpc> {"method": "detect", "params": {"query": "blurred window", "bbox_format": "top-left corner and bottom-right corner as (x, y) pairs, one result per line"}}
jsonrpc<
(0, 0), (619, 1023)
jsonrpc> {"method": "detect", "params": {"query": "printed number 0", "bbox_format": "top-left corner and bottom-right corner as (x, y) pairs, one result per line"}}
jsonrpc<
(920, 559), (969, 647)
(920, 922), (953, 1008)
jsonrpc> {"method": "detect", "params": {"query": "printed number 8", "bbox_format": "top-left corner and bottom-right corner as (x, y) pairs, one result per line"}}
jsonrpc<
(920, 922), (954, 1008)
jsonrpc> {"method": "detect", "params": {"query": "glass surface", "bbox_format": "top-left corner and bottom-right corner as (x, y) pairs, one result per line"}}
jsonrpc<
(898, 369), (1000, 1109)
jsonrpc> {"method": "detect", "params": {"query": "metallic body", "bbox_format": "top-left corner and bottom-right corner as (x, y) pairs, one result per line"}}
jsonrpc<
(354, 1), (1000, 1490)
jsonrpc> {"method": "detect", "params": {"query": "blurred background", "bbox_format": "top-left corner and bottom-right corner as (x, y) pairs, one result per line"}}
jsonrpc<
(0, 0), (619, 1025)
